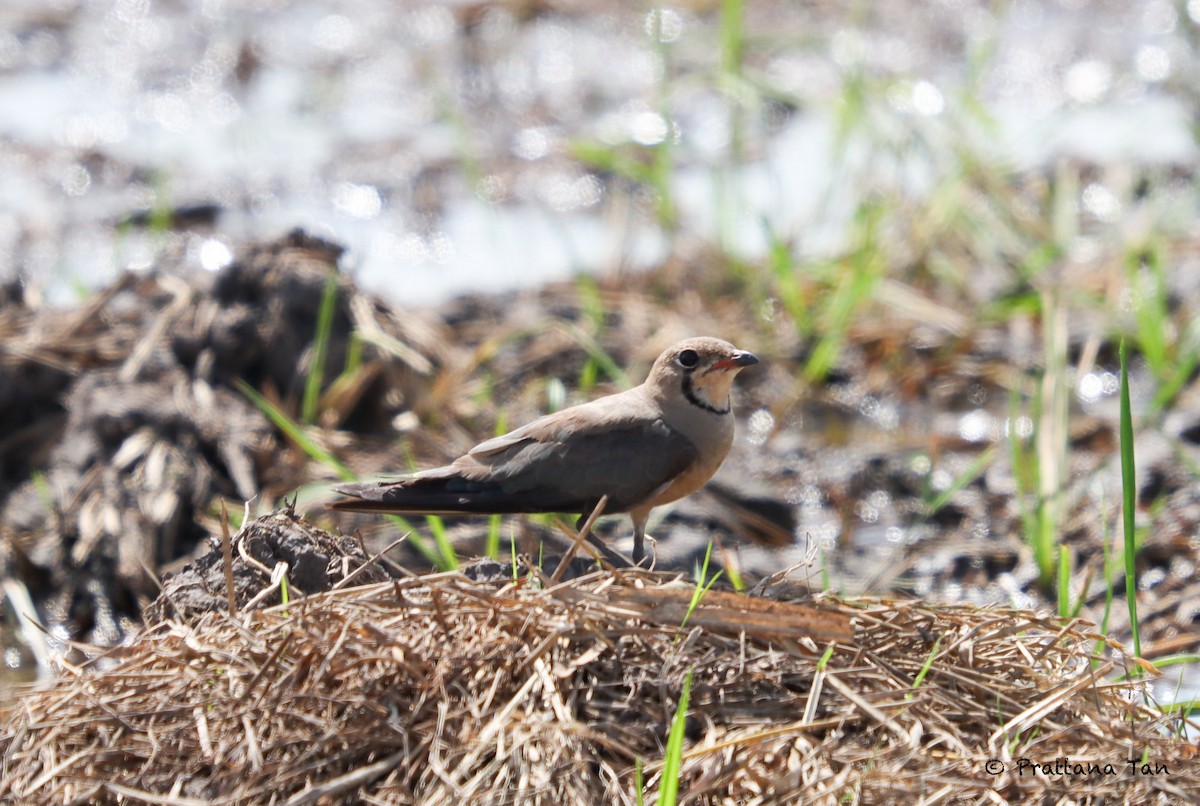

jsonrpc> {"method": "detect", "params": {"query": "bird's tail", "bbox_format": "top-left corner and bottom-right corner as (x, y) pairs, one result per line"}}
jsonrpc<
(327, 474), (581, 516)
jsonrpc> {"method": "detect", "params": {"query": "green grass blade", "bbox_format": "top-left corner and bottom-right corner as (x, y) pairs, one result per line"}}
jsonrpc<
(569, 140), (653, 185)
(1116, 654), (1198, 678)
(483, 411), (510, 560)
(424, 514), (458, 571)
(763, 219), (807, 335)
(681, 541), (722, 629)
(925, 446), (997, 515)
(237, 379), (352, 480)
(1035, 295), (1068, 590)
(374, 514), (443, 570)
(1093, 492), (1116, 665)
(344, 330), (363, 376)
(816, 643), (836, 671)
(302, 270), (340, 425)
(578, 357), (599, 393)
(722, 553), (744, 593)
(1126, 245), (1168, 381)
(30, 470), (54, 510)
(1033, 500), (1055, 592)
(907, 635), (942, 699)
(485, 514), (503, 560)
(804, 205), (884, 382)
(395, 448), (458, 570)
(1056, 547), (1069, 620)
(510, 525), (519, 580)
(719, 0), (743, 78)
(659, 669), (693, 806)
(1008, 388), (1039, 557)
(557, 324), (628, 388)
(1067, 564), (1091, 621)
(718, 0), (745, 191)
(1119, 339), (1141, 661)
(1157, 698), (1199, 720)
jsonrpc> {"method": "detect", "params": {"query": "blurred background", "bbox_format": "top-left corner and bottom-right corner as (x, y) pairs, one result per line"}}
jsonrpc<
(2, 0), (1195, 304)
(3, 1), (1200, 706)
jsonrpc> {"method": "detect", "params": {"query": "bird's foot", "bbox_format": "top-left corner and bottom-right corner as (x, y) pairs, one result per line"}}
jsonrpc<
(632, 535), (657, 568)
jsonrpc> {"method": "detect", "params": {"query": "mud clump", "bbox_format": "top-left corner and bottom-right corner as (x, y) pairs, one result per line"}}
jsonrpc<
(0, 230), (440, 648)
(145, 507), (395, 622)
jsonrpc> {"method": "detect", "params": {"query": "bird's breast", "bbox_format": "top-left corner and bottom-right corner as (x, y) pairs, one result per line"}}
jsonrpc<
(645, 418), (734, 508)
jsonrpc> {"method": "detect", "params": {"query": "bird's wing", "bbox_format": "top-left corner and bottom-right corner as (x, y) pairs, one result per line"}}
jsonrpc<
(331, 392), (700, 515)
(451, 390), (699, 511)
(481, 419), (699, 512)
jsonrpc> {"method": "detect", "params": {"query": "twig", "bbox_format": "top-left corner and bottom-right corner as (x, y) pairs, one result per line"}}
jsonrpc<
(283, 751), (408, 805)
(221, 501), (237, 615)
(333, 532), (411, 590)
(550, 495), (609, 584)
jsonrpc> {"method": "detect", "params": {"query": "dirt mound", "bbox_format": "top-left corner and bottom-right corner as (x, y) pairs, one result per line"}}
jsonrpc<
(0, 230), (441, 647)
(145, 507), (394, 622)
(2, 552), (1192, 804)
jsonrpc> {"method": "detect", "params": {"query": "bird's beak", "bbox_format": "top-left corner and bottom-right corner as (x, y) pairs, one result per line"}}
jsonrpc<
(713, 350), (759, 371)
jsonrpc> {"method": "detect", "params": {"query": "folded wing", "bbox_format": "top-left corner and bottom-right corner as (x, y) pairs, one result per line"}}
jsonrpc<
(331, 403), (699, 516)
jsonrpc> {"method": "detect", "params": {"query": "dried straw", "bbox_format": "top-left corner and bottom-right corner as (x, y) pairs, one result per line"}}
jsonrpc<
(1, 565), (1195, 804)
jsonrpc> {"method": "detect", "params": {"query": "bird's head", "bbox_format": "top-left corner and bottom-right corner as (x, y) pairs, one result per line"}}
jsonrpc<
(646, 337), (759, 415)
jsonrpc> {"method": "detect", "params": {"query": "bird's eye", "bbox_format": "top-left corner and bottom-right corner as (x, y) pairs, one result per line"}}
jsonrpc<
(676, 349), (699, 369)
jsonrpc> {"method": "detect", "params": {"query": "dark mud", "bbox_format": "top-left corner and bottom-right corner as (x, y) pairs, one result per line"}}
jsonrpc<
(145, 506), (393, 623)
(1, 230), (1199, 687)
(0, 231), (441, 656)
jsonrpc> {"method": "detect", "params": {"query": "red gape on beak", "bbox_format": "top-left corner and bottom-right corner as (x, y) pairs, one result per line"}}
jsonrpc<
(712, 350), (759, 371)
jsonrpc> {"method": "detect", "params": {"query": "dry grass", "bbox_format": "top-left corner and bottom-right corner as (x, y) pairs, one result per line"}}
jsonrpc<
(1, 561), (1196, 805)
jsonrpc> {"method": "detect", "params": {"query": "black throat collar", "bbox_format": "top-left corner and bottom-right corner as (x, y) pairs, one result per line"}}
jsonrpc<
(682, 371), (730, 415)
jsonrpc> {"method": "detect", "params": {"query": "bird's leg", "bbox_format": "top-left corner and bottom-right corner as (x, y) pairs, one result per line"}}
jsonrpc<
(630, 509), (653, 566)
(575, 513), (632, 568)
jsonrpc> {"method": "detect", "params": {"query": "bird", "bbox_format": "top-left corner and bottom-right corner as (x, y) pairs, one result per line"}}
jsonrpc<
(329, 337), (759, 564)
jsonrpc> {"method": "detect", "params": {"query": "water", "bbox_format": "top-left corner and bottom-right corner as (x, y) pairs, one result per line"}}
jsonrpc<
(0, 1), (1195, 305)
(2, 0), (1198, 704)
